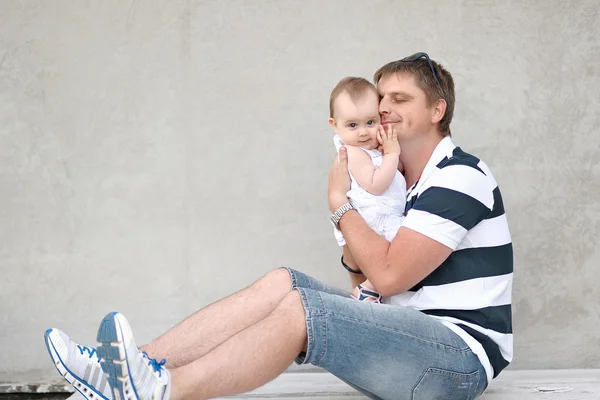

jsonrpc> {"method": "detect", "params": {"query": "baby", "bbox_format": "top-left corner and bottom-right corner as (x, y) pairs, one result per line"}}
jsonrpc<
(328, 77), (407, 303)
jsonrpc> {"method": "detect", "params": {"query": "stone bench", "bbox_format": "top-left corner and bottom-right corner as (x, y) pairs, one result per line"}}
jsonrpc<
(2, 369), (598, 399)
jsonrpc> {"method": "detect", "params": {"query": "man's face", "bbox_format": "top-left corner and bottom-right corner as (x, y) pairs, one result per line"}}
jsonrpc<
(330, 90), (380, 150)
(377, 73), (434, 140)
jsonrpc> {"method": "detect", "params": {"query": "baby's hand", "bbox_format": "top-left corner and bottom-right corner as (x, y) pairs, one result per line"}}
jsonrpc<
(377, 125), (401, 156)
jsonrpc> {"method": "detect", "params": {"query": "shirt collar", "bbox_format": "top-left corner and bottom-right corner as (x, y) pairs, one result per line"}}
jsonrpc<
(409, 136), (456, 196)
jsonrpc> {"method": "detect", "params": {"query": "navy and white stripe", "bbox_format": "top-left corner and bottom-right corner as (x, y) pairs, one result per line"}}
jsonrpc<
(387, 137), (513, 382)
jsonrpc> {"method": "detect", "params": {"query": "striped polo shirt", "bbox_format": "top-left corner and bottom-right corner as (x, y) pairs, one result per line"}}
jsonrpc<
(384, 136), (513, 383)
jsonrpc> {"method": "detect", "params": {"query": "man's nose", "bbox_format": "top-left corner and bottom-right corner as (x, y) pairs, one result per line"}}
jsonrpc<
(379, 97), (390, 114)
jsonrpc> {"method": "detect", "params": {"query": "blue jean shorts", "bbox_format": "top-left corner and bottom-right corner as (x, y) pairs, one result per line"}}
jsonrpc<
(282, 267), (488, 400)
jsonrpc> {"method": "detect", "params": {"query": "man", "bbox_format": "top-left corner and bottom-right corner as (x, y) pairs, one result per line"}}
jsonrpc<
(44, 53), (512, 400)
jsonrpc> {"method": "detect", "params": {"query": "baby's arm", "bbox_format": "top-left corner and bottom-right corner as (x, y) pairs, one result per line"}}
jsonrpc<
(346, 146), (399, 196)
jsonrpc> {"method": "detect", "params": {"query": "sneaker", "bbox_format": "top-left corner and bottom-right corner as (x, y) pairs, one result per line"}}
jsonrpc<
(44, 328), (112, 400)
(97, 312), (170, 400)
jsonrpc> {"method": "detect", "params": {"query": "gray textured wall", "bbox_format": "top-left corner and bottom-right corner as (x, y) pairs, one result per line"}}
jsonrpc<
(1, 0), (599, 382)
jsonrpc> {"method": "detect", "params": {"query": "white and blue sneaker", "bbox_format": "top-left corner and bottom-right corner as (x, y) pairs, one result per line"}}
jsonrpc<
(97, 312), (170, 400)
(44, 328), (112, 400)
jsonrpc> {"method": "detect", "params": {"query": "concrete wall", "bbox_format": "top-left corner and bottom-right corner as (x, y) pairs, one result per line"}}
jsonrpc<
(1, 0), (598, 382)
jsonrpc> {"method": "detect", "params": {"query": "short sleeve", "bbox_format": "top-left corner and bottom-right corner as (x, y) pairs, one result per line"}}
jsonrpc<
(402, 164), (494, 250)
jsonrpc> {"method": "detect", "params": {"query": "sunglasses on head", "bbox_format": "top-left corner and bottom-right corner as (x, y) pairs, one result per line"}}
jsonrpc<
(400, 52), (441, 85)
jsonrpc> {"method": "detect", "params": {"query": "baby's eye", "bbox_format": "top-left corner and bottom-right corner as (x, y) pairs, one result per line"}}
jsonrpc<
(348, 123), (357, 128)
(367, 120), (375, 126)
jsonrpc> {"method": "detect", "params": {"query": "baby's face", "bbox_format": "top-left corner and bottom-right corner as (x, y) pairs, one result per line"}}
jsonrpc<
(331, 90), (380, 150)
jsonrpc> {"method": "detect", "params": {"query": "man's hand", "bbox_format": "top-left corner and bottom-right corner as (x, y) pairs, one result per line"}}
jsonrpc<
(328, 147), (351, 213)
(377, 124), (401, 156)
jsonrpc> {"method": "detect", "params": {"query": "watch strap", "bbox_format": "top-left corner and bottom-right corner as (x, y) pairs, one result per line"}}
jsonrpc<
(331, 202), (355, 228)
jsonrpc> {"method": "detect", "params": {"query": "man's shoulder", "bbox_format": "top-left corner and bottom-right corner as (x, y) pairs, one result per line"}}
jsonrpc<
(437, 146), (487, 174)
(413, 145), (497, 215)
(431, 145), (499, 189)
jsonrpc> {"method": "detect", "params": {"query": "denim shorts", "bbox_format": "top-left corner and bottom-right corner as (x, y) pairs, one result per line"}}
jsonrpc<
(282, 267), (488, 400)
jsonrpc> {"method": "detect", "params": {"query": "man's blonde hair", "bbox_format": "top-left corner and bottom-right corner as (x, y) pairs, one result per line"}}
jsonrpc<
(373, 57), (455, 136)
(329, 77), (378, 119)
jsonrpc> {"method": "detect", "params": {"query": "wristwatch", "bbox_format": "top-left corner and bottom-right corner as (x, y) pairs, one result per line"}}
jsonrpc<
(330, 202), (355, 229)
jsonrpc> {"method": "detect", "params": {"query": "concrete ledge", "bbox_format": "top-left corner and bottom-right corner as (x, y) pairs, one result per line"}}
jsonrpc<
(2, 370), (599, 399)
(0, 383), (72, 394)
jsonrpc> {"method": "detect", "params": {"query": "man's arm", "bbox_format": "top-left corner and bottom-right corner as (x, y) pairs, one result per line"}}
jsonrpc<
(337, 212), (452, 296)
(329, 146), (493, 298)
(329, 147), (449, 296)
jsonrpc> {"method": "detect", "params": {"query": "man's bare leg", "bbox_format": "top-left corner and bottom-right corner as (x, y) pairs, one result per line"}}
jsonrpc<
(168, 290), (307, 400)
(142, 268), (293, 368)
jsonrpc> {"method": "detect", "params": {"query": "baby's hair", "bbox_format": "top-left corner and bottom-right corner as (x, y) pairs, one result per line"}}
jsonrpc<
(329, 77), (378, 118)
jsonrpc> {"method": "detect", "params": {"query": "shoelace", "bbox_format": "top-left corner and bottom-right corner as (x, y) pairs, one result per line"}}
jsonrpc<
(77, 345), (101, 363)
(142, 351), (167, 377)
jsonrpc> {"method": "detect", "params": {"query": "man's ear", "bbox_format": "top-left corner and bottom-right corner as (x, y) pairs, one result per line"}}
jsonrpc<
(328, 117), (338, 132)
(431, 99), (447, 124)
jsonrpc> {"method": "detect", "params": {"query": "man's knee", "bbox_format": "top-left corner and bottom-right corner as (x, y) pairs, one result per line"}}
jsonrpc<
(252, 267), (292, 293)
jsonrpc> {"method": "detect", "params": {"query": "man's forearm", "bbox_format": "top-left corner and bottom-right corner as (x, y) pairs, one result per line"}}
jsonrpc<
(338, 210), (391, 290)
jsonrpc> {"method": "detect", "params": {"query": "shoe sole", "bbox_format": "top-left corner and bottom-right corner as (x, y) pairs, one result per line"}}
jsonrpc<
(44, 329), (109, 400)
(96, 313), (139, 400)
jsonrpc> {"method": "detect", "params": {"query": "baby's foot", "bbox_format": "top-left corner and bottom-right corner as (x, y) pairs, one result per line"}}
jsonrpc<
(352, 284), (382, 303)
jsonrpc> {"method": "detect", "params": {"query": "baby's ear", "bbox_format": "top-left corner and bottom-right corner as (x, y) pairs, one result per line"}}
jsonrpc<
(328, 118), (337, 131)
